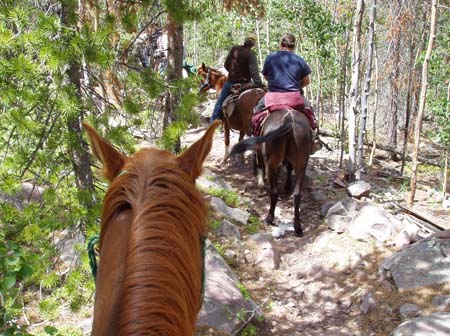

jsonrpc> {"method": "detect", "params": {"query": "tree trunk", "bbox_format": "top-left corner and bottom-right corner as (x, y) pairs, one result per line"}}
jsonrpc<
(408, 0), (437, 206)
(255, 18), (263, 69)
(357, 0), (376, 179)
(400, 35), (416, 177)
(386, 1), (403, 161)
(164, 12), (184, 153)
(369, 37), (379, 166)
(347, 0), (365, 181)
(338, 25), (351, 168)
(61, 2), (95, 213)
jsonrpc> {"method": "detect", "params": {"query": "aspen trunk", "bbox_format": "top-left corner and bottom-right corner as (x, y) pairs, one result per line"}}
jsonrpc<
(408, 0), (437, 205)
(255, 18), (263, 69)
(357, 0), (376, 179)
(347, 0), (365, 181)
(338, 26), (351, 168)
(369, 39), (379, 166)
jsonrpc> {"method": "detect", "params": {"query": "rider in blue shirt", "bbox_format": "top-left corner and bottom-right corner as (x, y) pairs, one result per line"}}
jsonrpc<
(256, 33), (321, 152)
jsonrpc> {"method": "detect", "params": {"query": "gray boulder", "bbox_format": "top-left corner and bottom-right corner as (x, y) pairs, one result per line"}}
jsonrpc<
(209, 197), (249, 225)
(348, 205), (396, 242)
(197, 240), (263, 334)
(390, 312), (450, 336)
(380, 236), (450, 291)
(347, 180), (371, 198)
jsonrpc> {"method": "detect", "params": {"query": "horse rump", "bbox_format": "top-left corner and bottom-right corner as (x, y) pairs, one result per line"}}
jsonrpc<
(230, 112), (293, 156)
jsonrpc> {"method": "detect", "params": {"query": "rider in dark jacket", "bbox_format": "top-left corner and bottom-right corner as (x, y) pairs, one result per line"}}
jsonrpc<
(210, 33), (263, 123)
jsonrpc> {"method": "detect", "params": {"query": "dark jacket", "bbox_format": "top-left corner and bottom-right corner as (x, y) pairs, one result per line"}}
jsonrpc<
(224, 45), (263, 86)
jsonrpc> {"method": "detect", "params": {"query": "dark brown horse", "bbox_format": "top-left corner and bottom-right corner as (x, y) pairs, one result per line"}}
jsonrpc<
(198, 63), (265, 161)
(231, 110), (312, 236)
(83, 121), (219, 336)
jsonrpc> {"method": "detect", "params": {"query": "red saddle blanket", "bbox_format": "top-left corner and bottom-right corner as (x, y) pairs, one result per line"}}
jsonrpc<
(252, 102), (317, 137)
(265, 91), (304, 112)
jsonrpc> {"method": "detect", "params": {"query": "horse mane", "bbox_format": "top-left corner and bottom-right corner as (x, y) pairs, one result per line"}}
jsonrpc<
(100, 148), (208, 335)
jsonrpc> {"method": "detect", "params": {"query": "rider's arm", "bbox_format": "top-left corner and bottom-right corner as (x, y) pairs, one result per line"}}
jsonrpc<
(300, 75), (310, 88)
(248, 52), (263, 86)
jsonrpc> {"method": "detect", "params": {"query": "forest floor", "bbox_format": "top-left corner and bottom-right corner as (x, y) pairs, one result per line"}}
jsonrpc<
(23, 103), (449, 336)
(184, 106), (450, 336)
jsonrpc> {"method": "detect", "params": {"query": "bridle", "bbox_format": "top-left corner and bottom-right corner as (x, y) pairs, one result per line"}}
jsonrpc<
(198, 68), (212, 93)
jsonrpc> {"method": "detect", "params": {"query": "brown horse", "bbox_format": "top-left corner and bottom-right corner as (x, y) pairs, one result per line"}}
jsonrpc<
(83, 121), (219, 336)
(198, 63), (265, 161)
(231, 110), (312, 237)
(197, 63), (227, 97)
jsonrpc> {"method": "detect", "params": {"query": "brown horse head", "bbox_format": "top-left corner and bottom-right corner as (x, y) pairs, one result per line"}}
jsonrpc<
(197, 63), (227, 96)
(83, 121), (219, 335)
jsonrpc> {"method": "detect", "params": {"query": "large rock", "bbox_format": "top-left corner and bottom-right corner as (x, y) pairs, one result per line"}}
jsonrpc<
(197, 240), (263, 333)
(248, 233), (281, 270)
(347, 180), (371, 198)
(214, 219), (241, 241)
(380, 236), (450, 291)
(390, 312), (450, 336)
(348, 205), (396, 242)
(197, 168), (233, 191)
(209, 197), (249, 225)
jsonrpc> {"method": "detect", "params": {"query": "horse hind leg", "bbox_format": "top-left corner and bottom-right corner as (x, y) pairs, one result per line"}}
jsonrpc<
(265, 158), (280, 225)
(293, 171), (306, 237)
(223, 122), (230, 162)
(293, 192), (302, 236)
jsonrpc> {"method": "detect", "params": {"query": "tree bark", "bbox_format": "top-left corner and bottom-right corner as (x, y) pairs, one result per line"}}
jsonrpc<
(338, 25), (351, 168)
(369, 39), (379, 166)
(347, 0), (365, 181)
(408, 0), (438, 206)
(61, 0), (95, 211)
(357, 0), (376, 179)
(164, 12), (184, 153)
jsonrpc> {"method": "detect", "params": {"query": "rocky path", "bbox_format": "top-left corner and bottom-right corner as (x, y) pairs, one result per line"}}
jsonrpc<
(183, 120), (450, 336)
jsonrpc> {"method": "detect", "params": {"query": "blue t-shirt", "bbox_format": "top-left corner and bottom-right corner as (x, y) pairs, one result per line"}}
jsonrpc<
(262, 51), (311, 92)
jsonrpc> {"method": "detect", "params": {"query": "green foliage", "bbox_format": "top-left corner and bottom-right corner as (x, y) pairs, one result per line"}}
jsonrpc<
(237, 282), (251, 300)
(204, 187), (240, 208)
(241, 324), (258, 336)
(209, 219), (223, 230)
(245, 214), (261, 235)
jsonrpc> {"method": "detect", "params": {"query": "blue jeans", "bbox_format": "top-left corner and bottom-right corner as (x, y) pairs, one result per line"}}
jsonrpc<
(211, 81), (233, 123)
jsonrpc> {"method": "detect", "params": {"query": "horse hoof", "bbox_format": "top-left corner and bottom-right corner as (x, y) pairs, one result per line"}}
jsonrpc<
(294, 222), (303, 236)
(265, 216), (275, 226)
(295, 229), (304, 237)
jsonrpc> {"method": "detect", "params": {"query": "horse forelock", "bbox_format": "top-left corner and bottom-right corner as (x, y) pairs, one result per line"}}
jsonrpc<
(100, 148), (208, 335)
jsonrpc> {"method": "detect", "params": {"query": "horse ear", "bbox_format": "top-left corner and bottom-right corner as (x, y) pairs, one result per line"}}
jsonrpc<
(82, 122), (126, 182)
(202, 62), (206, 71)
(177, 120), (220, 181)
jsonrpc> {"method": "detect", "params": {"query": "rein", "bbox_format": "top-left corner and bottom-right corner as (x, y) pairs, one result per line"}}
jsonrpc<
(87, 232), (208, 301)
(87, 234), (100, 279)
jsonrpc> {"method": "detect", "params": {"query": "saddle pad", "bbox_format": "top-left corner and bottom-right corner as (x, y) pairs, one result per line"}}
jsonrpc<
(222, 94), (238, 118)
(265, 91), (304, 112)
(251, 110), (269, 136)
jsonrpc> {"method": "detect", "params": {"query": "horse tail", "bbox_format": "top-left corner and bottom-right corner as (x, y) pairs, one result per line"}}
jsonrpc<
(231, 112), (293, 155)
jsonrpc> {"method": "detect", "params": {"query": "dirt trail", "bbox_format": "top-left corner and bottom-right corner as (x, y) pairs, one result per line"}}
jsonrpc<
(183, 123), (445, 336)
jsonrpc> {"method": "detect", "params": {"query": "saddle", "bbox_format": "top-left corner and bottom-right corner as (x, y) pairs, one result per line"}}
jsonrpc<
(251, 107), (317, 137)
(222, 83), (260, 119)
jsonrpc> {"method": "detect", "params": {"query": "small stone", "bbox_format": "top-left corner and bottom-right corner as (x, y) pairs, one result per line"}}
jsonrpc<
(432, 295), (450, 311)
(360, 290), (376, 314)
(399, 303), (421, 319)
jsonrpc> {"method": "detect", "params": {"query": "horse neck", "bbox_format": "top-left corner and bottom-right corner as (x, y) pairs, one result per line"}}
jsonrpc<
(214, 75), (226, 96)
(93, 165), (208, 336)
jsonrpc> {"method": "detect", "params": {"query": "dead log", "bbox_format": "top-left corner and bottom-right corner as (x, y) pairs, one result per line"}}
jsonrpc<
(318, 128), (443, 167)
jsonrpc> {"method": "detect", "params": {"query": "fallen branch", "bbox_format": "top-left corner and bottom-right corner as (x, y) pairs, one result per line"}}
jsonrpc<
(394, 202), (446, 231)
(231, 296), (270, 336)
(318, 128), (443, 167)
